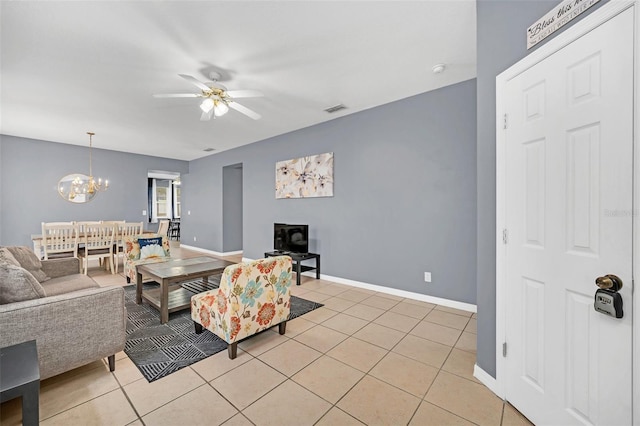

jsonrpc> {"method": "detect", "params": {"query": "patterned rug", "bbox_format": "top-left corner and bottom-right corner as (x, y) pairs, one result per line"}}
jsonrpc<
(123, 278), (323, 382)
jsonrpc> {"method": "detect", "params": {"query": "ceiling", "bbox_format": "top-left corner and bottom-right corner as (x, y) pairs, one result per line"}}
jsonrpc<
(1, 1), (476, 161)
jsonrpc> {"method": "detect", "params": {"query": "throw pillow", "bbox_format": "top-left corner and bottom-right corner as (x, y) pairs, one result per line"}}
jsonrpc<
(138, 237), (165, 260)
(0, 263), (46, 304)
(0, 247), (21, 267)
(6, 246), (50, 283)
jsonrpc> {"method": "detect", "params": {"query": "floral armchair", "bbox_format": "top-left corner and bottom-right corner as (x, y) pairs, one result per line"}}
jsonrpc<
(123, 234), (171, 283)
(191, 256), (292, 359)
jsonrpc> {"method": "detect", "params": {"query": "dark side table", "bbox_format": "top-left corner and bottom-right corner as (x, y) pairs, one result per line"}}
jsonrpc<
(264, 251), (320, 286)
(0, 340), (40, 426)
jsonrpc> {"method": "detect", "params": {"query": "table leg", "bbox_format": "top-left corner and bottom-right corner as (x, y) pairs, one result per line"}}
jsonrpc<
(296, 260), (302, 286)
(315, 255), (320, 279)
(21, 381), (39, 426)
(160, 278), (169, 324)
(136, 271), (143, 304)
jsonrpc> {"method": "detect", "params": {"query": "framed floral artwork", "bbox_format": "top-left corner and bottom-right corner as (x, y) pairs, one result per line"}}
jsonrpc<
(275, 152), (333, 199)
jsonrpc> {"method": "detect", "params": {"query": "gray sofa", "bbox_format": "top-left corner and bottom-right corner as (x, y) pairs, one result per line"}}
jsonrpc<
(0, 246), (126, 380)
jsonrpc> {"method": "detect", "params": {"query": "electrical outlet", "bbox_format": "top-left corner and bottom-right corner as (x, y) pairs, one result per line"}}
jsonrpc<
(142, 210), (147, 216)
(193, 236), (197, 242)
(424, 272), (432, 283)
(187, 210), (191, 215)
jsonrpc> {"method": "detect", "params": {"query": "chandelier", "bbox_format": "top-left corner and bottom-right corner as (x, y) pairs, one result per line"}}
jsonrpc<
(58, 132), (109, 203)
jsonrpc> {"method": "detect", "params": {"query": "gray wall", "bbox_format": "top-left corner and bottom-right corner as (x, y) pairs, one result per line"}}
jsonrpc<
(184, 79), (477, 303)
(222, 163), (243, 252)
(0, 134), (188, 247)
(476, 0), (611, 378)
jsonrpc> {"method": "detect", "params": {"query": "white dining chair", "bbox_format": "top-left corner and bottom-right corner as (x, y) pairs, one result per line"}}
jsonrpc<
(41, 222), (78, 260)
(78, 223), (115, 275)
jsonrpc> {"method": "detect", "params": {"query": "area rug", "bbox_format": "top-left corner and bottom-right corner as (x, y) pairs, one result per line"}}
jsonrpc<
(123, 279), (324, 382)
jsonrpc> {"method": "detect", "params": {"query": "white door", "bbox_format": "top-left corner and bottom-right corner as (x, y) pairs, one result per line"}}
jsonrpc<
(503, 8), (633, 425)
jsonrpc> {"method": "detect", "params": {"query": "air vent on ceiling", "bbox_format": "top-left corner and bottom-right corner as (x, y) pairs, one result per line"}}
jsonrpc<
(203, 148), (216, 152)
(324, 104), (347, 113)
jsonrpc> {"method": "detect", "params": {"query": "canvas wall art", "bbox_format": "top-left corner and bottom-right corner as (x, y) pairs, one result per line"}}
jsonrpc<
(275, 152), (334, 199)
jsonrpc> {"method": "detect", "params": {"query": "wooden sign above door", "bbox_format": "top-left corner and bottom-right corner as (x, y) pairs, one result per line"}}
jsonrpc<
(527, 0), (601, 49)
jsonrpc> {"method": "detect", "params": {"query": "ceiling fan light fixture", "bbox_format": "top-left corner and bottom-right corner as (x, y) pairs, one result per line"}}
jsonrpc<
(214, 101), (229, 117)
(200, 98), (214, 113)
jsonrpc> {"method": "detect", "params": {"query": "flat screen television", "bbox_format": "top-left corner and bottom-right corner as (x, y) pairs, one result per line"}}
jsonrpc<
(274, 223), (309, 254)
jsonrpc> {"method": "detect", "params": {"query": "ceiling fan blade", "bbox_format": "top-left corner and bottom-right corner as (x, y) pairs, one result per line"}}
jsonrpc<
(226, 90), (263, 99)
(178, 74), (211, 92)
(153, 93), (199, 98)
(229, 102), (261, 120)
(200, 108), (214, 121)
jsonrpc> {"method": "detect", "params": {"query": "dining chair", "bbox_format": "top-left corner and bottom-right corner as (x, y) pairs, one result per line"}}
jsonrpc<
(78, 223), (115, 275)
(168, 219), (180, 241)
(101, 221), (125, 272)
(114, 221), (143, 273)
(41, 222), (78, 260)
(157, 219), (170, 237)
(76, 221), (101, 235)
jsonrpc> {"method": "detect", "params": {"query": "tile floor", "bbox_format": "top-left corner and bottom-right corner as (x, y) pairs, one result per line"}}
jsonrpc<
(1, 245), (534, 425)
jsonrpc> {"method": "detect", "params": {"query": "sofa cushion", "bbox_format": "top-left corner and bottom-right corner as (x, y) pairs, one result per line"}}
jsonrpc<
(6, 246), (50, 283)
(42, 274), (100, 297)
(0, 263), (46, 304)
(0, 247), (21, 267)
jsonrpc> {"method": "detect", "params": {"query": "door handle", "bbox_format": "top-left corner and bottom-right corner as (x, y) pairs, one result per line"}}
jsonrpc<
(594, 274), (623, 318)
(595, 274), (623, 291)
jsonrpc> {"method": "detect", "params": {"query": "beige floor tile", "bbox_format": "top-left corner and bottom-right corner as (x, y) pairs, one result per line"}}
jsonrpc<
(237, 329), (289, 356)
(283, 316), (317, 337)
(336, 289), (372, 303)
(472, 312), (477, 318)
(126, 420), (143, 426)
(316, 407), (365, 426)
(424, 310), (471, 330)
(243, 380), (331, 425)
(389, 300), (433, 319)
(142, 384), (237, 426)
(465, 318), (477, 334)
(369, 352), (439, 398)
(321, 312), (369, 335)
(442, 348), (480, 383)
(222, 413), (254, 426)
(300, 280), (328, 291)
(211, 359), (286, 410)
(321, 296), (357, 312)
(123, 366), (206, 416)
(300, 306), (338, 324)
(455, 331), (477, 353)
(327, 337), (387, 372)
(402, 298), (437, 309)
(425, 371), (503, 426)
(290, 285), (311, 297)
(337, 375), (420, 426)
(409, 401), (474, 426)
(191, 348), (252, 382)
(115, 350), (128, 361)
(39, 364), (120, 420)
(299, 290), (332, 302)
(503, 403), (535, 426)
(112, 356), (145, 386)
(434, 305), (474, 317)
(352, 322), (405, 350)
(360, 295), (400, 310)
(294, 324), (348, 353)
(41, 389), (137, 426)
(292, 356), (365, 404)
(343, 303), (385, 321)
(374, 292), (404, 301)
(392, 334), (452, 369)
(410, 320), (462, 346)
(314, 284), (350, 296)
(373, 311), (420, 332)
(260, 339), (322, 376)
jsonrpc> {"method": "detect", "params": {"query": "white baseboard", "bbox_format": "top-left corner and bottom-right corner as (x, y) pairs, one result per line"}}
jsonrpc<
(474, 364), (503, 398)
(221, 256), (476, 312)
(179, 244), (242, 257)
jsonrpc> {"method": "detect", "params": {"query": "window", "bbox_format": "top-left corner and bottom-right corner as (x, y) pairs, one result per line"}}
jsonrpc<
(148, 171), (181, 223)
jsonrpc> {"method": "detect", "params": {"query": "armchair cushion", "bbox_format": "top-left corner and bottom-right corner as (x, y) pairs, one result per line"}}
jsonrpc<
(191, 256), (292, 347)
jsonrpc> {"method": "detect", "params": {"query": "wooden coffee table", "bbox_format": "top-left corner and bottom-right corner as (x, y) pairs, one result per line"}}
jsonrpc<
(135, 256), (233, 324)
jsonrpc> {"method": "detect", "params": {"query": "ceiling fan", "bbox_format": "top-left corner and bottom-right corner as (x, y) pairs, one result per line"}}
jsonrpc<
(153, 72), (263, 121)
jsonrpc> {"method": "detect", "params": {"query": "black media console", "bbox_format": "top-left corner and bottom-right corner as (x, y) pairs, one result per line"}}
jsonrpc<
(264, 251), (320, 286)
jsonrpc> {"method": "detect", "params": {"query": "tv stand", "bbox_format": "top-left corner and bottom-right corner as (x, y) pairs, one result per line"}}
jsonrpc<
(264, 251), (320, 286)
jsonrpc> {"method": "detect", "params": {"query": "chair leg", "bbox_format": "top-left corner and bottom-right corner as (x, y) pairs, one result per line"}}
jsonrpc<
(227, 342), (238, 359)
(194, 322), (203, 334)
(108, 355), (115, 372)
(279, 321), (287, 335)
(109, 254), (115, 275)
(127, 277), (131, 283)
